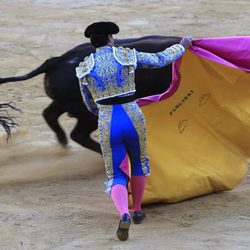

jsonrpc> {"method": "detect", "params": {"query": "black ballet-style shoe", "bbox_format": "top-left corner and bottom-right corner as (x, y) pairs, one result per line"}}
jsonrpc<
(116, 213), (131, 241)
(132, 211), (145, 224)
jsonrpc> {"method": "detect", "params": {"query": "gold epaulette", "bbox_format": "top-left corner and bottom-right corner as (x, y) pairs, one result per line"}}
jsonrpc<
(75, 54), (95, 83)
(113, 47), (137, 67)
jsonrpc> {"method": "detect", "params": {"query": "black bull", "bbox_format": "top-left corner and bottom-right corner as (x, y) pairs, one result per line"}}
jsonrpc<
(0, 35), (181, 153)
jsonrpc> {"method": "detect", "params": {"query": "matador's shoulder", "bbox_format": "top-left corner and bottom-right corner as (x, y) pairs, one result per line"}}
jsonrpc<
(75, 53), (95, 79)
(113, 46), (137, 67)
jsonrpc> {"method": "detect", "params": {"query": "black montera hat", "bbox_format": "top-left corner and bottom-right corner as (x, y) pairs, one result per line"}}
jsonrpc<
(84, 22), (119, 38)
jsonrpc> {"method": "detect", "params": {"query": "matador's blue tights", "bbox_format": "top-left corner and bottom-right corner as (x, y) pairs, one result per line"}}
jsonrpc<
(98, 103), (149, 216)
(110, 104), (144, 187)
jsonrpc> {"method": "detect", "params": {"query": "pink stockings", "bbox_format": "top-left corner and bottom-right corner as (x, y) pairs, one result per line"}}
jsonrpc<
(130, 176), (146, 212)
(111, 176), (146, 218)
(111, 184), (129, 217)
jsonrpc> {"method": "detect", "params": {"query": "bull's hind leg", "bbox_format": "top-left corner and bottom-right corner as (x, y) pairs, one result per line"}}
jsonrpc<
(70, 117), (101, 154)
(42, 101), (68, 146)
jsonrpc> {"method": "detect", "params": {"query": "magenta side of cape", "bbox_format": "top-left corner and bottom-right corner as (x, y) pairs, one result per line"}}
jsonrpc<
(191, 36), (250, 72)
(137, 36), (250, 107)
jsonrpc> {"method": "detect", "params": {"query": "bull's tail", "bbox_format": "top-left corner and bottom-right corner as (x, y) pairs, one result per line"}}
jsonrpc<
(0, 102), (21, 141)
(0, 57), (62, 84)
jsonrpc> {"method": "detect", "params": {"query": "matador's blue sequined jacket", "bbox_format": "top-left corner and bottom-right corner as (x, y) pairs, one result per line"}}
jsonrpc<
(76, 44), (185, 115)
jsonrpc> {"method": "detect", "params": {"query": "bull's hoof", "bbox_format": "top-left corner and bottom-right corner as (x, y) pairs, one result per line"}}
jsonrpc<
(57, 135), (68, 146)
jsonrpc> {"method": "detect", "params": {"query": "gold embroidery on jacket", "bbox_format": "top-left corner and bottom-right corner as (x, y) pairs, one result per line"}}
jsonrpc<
(85, 47), (137, 101)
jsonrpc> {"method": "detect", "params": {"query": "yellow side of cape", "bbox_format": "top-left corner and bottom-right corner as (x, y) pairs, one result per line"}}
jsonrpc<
(141, 51), (249, 204)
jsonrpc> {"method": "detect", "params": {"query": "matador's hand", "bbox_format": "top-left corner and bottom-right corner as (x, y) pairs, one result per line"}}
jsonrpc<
(180, 36), (193, 49)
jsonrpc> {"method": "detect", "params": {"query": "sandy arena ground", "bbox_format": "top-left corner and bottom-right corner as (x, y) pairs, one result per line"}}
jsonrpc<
(0, 0), (250, 249)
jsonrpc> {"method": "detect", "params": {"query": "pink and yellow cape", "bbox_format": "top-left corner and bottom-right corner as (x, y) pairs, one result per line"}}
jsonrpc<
(137, 36), (250, 203)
